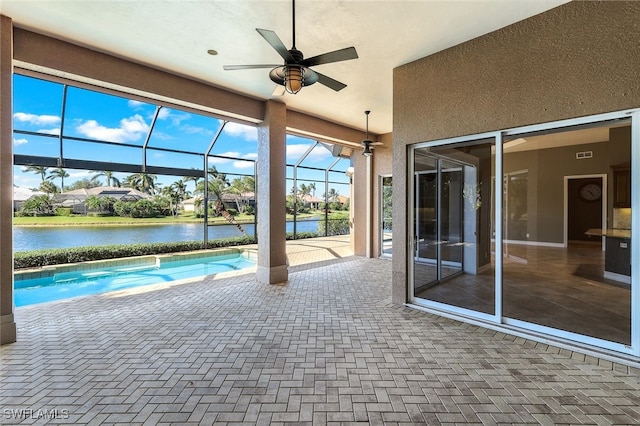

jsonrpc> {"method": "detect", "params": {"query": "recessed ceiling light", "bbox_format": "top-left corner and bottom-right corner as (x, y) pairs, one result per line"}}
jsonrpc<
(207, 49), (218, 56)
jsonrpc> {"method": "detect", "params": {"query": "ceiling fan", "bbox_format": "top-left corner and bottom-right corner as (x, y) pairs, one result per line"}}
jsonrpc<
(361, 110), (382, 157)
(223, 0), (358, 95)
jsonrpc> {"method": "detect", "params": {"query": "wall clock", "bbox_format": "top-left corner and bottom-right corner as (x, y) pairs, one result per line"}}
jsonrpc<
(579, 183), (602, 201)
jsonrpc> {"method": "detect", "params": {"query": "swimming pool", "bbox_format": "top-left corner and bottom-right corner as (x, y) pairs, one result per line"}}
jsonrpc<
(14, 250), (256, 307)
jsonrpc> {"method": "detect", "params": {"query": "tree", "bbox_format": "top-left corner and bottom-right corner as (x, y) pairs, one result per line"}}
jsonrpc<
(123, 172), (157, 195)
(85, 195), (115, 215)
(195, 166), (245, 234)
(39, 180), (60, 194)
(195, 166), (229, 207)
(47, 168), (69, 192)
(227, 176), (255, 214)
(24, 165), (49, 183)
(309, 182), (316, 197)
(20, 194), (54, 216)
(182, 174), (202, 192)
(326, 188), (339, 203)
(66, 178), (101, 191)
(91, 170), (121, 187)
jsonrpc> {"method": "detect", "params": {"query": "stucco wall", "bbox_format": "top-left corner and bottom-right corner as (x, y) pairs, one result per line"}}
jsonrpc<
(392, 1), (640, 304)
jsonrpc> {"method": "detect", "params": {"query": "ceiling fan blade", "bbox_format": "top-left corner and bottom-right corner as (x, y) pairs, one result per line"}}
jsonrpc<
(272, 85), (285, 97)
(256, 28), (295, 62)
(301, 47), (358, 67)
(223, 64), (280, 71)
(315, 72), (347, 92)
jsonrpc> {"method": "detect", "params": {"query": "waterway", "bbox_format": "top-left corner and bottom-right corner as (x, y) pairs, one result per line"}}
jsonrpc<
(13, 219), (322, 252)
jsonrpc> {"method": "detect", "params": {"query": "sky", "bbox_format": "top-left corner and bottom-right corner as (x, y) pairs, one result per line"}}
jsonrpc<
(12, 74), (351, 199)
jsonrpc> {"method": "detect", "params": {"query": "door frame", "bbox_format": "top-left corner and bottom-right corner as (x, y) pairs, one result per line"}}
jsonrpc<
(563, 174), (607, 249)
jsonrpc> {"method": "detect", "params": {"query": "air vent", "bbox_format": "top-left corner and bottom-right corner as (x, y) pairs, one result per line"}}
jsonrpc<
(576, 151), (593, 159)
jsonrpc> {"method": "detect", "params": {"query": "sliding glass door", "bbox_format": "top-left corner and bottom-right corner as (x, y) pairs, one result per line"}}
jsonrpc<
(408, 110), (639, 356)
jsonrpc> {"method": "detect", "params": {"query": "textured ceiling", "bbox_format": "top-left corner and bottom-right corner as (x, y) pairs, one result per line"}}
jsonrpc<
(1, 0), (569, 135)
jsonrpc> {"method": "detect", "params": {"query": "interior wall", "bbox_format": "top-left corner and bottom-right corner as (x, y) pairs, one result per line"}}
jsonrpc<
(504, 136), (628, 244)
(392, 1), (640, 303)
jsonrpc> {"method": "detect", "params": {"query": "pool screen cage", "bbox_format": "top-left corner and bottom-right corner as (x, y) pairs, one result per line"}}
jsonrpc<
(12, 74), (352, 246)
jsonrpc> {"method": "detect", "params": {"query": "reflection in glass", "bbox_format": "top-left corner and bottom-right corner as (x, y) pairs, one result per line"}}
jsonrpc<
(502, 122), (631, 345)
(413, 140), (495, 315)
(381, 176), (393, 257)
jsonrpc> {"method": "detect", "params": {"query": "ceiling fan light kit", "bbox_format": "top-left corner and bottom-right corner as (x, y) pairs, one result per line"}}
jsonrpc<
(223, 0), (358, 94)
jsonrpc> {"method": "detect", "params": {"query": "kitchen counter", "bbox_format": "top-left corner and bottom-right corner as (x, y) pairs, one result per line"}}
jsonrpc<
(585, 228), (631, 239)
(585, 228), (631, 284)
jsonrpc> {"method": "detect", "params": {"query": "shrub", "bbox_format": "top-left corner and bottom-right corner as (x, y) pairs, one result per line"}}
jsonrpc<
(55, 207), (73, 216)
(14, 235), (258, 269)
(286, 231), (318, 240)
(317, 217), (350, 236)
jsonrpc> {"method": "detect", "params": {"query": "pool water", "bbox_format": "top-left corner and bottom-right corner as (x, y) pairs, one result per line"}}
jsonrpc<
(15, 253), (255, 307)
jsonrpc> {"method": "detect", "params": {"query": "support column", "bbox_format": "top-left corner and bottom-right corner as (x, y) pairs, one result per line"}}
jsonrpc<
(352, 151), (373, 257)
(256, 100), (288, 284)
(0, 15), (17, 344)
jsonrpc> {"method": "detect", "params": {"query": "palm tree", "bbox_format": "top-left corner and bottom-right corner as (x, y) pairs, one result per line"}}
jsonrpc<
(195, 166), (245, 234)
(309, 182), (316, 197)
(123, 172), (157, 195)
(326, 188), (339, 203)
(91, 170), (121, 187)
(228, 176), (255, 213)
(182, 174), (201, 191)
(47, 168), (69, 192)
(24, 165), (49, 183)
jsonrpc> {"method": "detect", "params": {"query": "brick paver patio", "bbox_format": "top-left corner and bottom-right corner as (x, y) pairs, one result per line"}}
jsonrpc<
(2, 237), (640, 425)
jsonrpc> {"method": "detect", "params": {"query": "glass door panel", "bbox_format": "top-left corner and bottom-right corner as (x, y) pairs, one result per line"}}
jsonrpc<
(380, 176), (393, 257)
(502, 121), (631, 346)
(412, 140), (495, 316)
(440, 160), (464, 280)
(414, 154), (438, 288)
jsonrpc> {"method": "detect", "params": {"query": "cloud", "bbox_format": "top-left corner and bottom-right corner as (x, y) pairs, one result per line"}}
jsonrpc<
(14, 112), (61, 126)
(208, 157), (231, 165)
(37, 128), (61, 136)
(181, 124), (214, 136)
(75, 114), (149, 142)
(13, 138), (28, 146)
(157, 108), (171, 120)
(233, 160), (255, 169)
(127, 100), (148, 110)
(223, 122), (258, 141)
(286, 144), (331, 162)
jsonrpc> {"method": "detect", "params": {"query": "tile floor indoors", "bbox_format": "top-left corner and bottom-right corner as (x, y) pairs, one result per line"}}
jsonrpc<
(1, 237), (640, 425)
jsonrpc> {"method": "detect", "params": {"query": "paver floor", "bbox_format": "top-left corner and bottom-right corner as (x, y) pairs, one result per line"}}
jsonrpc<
(2, 237), (640, 425)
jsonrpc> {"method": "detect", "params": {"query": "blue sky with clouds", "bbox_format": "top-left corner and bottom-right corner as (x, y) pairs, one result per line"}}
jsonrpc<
(12, 74), (350, 198)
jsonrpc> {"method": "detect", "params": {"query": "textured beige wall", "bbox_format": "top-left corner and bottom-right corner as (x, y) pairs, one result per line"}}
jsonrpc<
(394, 1), (640, 144)
(392, 1), (640, 304)
(371, 133), (393, 257)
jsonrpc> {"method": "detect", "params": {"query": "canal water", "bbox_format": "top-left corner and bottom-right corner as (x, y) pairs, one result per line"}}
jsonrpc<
(13, 219), (321, 252)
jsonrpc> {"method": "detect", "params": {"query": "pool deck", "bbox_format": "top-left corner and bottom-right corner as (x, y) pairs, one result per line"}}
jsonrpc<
(2, 236), (640, 425)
